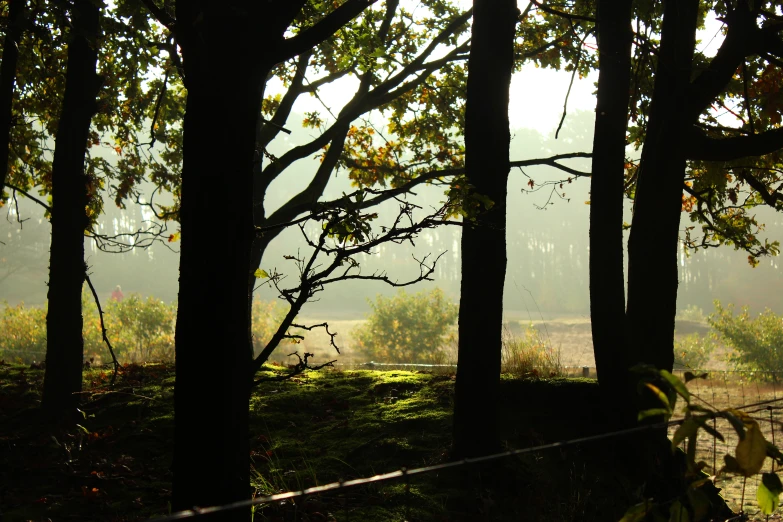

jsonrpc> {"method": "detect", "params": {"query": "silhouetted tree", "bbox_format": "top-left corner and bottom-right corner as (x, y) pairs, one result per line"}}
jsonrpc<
(41, 0), (103, 414)
(452, 0), (517, 457)
(588, 0), (633, 420)
(0, 0), (25, 194)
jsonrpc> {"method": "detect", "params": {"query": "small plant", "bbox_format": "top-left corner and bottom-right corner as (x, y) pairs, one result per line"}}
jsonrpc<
(352, 287), (457, 363)
(709, 300), (783, 376)
(673, 333), (715, 370)
(501, 323), (562, 377)
(621, 368), (783, 521)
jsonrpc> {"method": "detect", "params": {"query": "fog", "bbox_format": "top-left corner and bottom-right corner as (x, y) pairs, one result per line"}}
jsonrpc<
(3, 109), (783, 323)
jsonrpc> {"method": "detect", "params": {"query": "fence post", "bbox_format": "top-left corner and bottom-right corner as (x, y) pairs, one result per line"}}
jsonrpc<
(582, 366), (590, 378)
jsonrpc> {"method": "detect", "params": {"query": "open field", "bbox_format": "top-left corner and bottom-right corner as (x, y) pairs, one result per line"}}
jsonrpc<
(292, 316), (724, 370)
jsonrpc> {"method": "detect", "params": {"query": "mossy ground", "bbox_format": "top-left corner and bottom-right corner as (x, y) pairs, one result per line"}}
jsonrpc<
(1, 363), (633, 521)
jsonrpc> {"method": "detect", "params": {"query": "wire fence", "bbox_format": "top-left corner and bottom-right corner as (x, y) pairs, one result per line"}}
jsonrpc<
(150, 418), (688, 522)
(150, 391), (783, 521)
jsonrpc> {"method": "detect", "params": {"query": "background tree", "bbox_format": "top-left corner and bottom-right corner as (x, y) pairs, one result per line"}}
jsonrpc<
(40, 0), (103, 414)
(451, 0), (517, 458)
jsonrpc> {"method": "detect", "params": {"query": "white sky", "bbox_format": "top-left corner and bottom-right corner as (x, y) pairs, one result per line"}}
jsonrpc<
(282, 2), (726, 136)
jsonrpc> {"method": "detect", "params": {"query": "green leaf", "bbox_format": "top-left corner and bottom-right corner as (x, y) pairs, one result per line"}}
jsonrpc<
(639, 408), (672, 421)
(644, 383), (672, 410)
(254, 269), (270, 279)
(718, 411), (746, 440)
(75, 424), (90, 435)
(694, 417), (725, 443)
(721, 454), (743, 474)
(660, 369), (690, 403)
(735, 420), (767, 476)
(683, 371), (709, 383)
(758, 472), (783, 515)
(668, 500), (690, 522)
(672, 418), (699, 449)
(619, 501), (653, 522)
(766, 441), (783, 464)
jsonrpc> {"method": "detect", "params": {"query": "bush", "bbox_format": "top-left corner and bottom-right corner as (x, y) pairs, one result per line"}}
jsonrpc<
(104, 294), (176, 361)
(673, 333), (715, 370)
(0, 290), (177, 363)
(352, 288), (457, 363)
(709, 300), (783, 375)
(501, 324), (562, 377)
(0, 302), (47, 362)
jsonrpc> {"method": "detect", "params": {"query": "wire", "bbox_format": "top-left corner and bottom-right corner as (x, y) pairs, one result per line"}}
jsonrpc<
(150, 418), (684, 521)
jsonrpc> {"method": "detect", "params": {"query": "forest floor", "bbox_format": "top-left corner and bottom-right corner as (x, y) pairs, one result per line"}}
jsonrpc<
(1, 363), (771, 521)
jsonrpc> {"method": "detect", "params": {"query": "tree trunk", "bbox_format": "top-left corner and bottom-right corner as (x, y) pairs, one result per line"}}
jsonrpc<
(0, 0), (25, 193)
(588, 0), (633, 421)
(41, 0), (102, 415)
(452, 0), (516, 458)
(171, 5), (268, 519)
(626, 0), (699, 373)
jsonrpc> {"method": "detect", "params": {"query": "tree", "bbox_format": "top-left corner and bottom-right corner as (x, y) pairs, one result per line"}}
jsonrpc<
(165, 0), (384, 516)
(624, 0), (783, 378)
(451, 0), (517, 458)
(40, 0), (103, 414)
(0, 0), (25, 194)
(588, 0), (633, 420)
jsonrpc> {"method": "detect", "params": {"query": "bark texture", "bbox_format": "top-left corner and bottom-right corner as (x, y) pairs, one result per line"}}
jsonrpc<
(588, 0), (633, 419)
(41, 0), (102, 415)
(452, 0), (516, 458)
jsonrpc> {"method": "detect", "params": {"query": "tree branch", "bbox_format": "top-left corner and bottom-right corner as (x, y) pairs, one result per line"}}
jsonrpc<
(279, 0), (378, 62)
(137, 0), (176, 32)
(687, 126), (783, 161)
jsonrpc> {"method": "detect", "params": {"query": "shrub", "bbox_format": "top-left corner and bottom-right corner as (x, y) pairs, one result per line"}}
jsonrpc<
(673, 333), (715, 370)
(501, 324), (562, 377)
(0, 302), (47, 362)
(0, 290), (177, 363)
(352, 288), (457, 363)
(105, 294), (176, 361)
(709, 300), (783, 375)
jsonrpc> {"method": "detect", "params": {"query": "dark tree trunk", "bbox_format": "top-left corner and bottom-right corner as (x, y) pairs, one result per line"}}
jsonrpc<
(41, 0), (102, 415)
(452, 0), (516, 458)
(171, 36), (260, 522)
(0, 0), (25, 193)
(588, 0), (633, 421)
(626, 0), (699, 373)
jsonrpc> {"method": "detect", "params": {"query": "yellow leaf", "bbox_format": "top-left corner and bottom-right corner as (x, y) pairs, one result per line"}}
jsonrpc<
(735, 420), (767, 476)
(254, 269), (269, 279)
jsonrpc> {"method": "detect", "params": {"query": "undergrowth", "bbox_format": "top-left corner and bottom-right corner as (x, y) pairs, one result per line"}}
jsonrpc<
(0, 363), (636, 522)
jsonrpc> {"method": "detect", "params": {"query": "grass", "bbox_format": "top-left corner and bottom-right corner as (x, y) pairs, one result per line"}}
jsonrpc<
(1, 363), (656, 521)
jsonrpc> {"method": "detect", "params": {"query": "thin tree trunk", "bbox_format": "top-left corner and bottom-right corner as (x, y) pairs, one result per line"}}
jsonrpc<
(452, 0), (516, 458)
(626, 0), (699, 373)
(171, 6), (265, 519)
(588, 0), (633, 421)
(41, 0), (102, 415)
(0, 0), (25, 193)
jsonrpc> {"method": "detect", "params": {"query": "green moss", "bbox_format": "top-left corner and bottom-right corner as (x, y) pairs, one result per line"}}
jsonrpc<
(1, 365), (633, 521)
